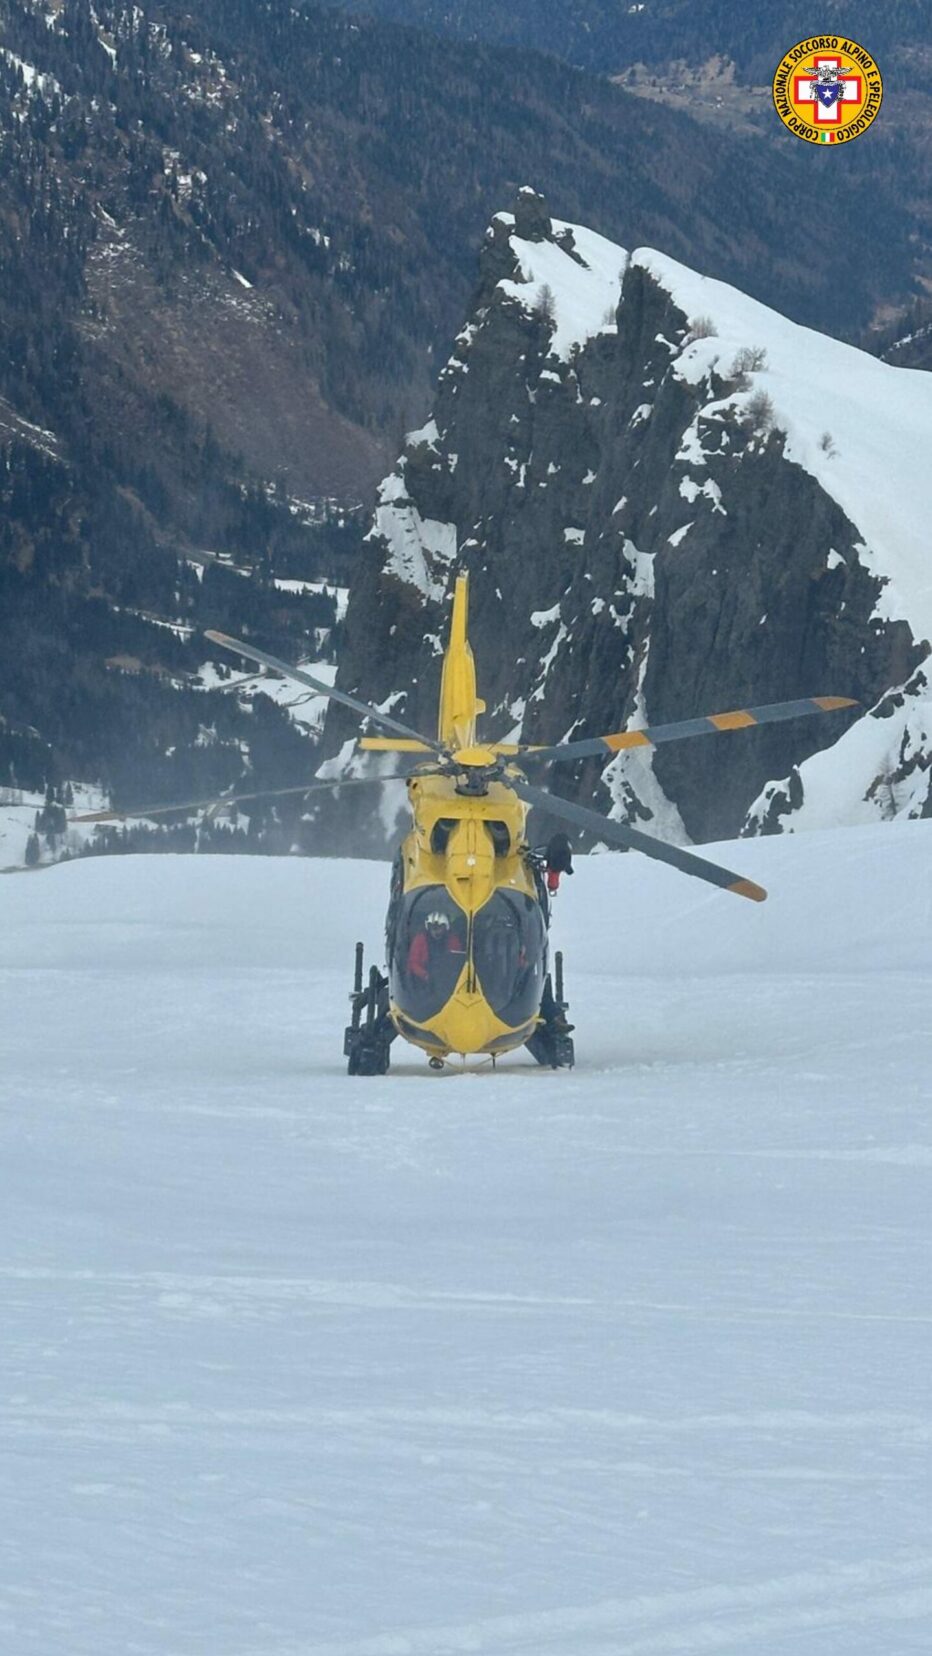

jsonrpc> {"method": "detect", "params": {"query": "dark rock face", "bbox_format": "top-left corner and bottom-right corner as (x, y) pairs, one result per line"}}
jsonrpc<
(320, 194), (930, 851)
(514, 187), (554, 244)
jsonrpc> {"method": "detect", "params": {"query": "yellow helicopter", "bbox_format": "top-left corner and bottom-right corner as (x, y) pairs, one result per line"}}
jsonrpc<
(76, 573), (855, 1073)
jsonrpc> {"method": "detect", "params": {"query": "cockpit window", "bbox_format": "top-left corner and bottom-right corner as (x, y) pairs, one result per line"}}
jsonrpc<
(389, 886), (468, 1022)
(472, 890), (547, 1028)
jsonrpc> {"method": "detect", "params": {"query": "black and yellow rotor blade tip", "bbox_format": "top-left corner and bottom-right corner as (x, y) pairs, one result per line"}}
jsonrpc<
(510, 777), (768, 902)
(500, 695), (858, 765)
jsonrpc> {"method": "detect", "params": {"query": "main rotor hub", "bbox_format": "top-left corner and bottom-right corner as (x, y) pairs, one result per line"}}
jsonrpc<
(442, 744), (503, 797)
(450, 745), (499, 768)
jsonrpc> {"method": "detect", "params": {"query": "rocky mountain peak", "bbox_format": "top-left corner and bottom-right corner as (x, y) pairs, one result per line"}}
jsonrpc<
(514, 185), (552, 242)
(320, 206), (932, 852)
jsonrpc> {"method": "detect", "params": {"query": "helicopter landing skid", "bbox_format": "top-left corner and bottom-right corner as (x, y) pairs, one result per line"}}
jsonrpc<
(525, 950), (575, 1071)
(344, 944), (395, 1076)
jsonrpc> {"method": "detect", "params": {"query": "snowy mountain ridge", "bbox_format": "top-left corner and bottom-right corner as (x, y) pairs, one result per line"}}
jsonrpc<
(324, 190), (932, 848)
(631, 250), (932, 646)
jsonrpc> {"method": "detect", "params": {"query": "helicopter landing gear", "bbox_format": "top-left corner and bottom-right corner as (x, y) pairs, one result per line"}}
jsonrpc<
(526, 950), (575, 1070)
(344, 943), (395, 1076)
(428, 1056), (445, 1072)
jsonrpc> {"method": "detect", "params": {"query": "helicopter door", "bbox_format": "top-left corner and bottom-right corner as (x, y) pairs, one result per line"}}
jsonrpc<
(389, 886), (469, 1023)
(471, 890), (547, 1028)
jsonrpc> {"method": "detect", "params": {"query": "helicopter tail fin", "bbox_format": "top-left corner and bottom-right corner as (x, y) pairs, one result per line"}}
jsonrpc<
(438, 573), (483, 751)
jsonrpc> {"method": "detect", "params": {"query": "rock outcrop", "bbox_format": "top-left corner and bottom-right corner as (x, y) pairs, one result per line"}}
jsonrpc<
(319, 191), (932, 851)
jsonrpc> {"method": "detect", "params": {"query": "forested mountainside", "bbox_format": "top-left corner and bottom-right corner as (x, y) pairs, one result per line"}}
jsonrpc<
(328, 0), (932, 365)
(0, 0), (925, 852)
(325, 0), (926, 85)
(319, 193), (932, 852)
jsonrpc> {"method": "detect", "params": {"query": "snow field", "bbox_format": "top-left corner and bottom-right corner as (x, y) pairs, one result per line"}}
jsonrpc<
(1, 825), (931, 1653)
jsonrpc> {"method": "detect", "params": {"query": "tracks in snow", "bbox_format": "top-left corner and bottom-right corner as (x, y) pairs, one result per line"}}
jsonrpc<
(298, 1556), (932, 1655)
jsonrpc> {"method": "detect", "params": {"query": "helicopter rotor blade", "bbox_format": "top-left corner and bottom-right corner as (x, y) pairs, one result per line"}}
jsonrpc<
(499, 695), (858, 765)
(70, 772), (421, 825)
(511, 777), (767, 902)
(204, 631), (447, 754)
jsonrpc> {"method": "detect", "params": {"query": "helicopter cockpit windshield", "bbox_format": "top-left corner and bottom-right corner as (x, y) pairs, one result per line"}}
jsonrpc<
(472, 889), (547, 1027)
(388, 883), (547, 1030)
(390, 887), (468, 1022)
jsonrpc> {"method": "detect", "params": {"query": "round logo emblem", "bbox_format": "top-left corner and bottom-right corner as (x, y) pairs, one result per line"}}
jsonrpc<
(772, 37), (883, 144)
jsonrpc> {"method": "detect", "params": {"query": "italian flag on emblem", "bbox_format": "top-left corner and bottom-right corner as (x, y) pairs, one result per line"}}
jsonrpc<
(818, 131), (836, 143)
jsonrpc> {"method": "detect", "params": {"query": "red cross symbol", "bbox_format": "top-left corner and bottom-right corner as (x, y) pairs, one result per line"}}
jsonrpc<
(794, 55), (862, 123)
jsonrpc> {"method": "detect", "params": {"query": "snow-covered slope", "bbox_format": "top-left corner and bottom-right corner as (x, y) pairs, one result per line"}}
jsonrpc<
(629, 252), (932, 838)
(328, 191), (932, 848)
(0, 784), (108, 871)
(196, 655), (338, 736)
(633, 250), (932, 648)
(498, 206), (627, 362)
(502, 211), (932, 649)
(2, 827), (931, 1653)
(746, 664), (932, 833)
(501, 221), (932, 632)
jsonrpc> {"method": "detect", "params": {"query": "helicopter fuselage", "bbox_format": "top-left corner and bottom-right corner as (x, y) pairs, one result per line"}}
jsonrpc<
(385, 770), (550, 1059)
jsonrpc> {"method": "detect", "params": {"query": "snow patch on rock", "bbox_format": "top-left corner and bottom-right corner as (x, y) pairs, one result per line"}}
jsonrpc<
(368, 469), (456, 603)
(500, 221), (626, 361)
